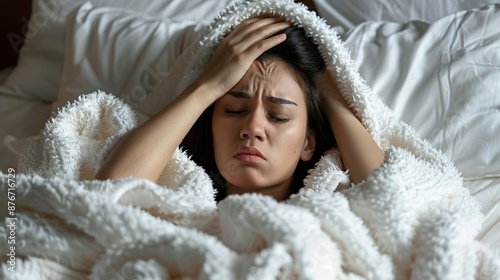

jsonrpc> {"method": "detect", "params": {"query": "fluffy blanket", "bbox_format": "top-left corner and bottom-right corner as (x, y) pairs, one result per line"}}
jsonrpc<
(1, 0), (499, 279)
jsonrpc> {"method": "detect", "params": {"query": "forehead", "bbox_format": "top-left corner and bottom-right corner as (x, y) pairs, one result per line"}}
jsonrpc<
(235, 58), (305, 100)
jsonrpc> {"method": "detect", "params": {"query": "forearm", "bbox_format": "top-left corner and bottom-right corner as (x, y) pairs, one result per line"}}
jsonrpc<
(95, 82), (213, 182)
(324, 94), (384, 184)
(95, 16), (291, 182)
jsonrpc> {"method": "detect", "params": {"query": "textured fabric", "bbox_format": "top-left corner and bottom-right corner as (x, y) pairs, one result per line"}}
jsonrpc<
(1, 0), (498, 279)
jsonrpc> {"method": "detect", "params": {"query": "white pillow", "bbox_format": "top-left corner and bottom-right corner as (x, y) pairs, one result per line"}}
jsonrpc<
(137, 37), (199, 117)
(53, 2), (204, 110)
(0, 0), (238, 104)
(343, 5), (500, 179)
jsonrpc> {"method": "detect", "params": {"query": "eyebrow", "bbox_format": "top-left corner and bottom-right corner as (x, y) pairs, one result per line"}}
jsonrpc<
(228, 91), (298, 106)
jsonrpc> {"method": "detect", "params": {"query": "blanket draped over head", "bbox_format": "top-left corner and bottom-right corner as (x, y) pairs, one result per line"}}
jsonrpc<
(1, 0), (499, 279)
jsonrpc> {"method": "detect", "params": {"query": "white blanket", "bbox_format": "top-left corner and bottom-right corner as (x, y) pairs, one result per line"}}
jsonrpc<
(1, 0), (499, 279)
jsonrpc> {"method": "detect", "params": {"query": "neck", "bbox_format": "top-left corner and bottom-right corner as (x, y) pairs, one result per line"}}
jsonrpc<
(226, 178), (293, 201)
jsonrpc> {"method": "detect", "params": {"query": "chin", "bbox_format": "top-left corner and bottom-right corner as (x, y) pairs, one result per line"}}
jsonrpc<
(223, 171), (270, 190)
(226, 177), (267, 190)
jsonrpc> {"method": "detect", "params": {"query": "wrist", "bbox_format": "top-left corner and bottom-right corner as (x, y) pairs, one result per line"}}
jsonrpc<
(318, 71), (349, 110)
(323, 92), (351, 117)
(180, 79), (219, 109)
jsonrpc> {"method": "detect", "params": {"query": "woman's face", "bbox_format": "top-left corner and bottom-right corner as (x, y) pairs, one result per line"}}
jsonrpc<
(212, 58), (315, 195)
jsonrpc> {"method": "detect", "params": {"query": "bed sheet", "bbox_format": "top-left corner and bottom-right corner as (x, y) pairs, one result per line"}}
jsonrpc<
(466, 177), (500, 250)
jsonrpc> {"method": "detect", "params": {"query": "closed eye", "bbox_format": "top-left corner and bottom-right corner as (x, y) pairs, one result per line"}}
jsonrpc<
(224, 108), (245, 114)
(270, 115), (290, 123)
(224, 108), (290, 123)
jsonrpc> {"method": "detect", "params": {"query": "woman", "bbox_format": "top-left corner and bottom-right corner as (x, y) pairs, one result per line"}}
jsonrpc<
(95, 16), (384, 201)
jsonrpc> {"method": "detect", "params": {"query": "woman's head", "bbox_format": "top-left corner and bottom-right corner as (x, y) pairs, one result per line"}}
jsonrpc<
(182, 26), (335, 200)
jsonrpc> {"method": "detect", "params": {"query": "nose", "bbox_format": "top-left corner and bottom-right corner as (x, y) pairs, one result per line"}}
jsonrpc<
(240, 108), (266, 141)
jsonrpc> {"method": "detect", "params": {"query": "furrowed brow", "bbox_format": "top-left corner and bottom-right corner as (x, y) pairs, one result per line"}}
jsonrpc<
(266, 96), (298, 106)
(227, 91), (251, 99)
(227, 91), (297, 106)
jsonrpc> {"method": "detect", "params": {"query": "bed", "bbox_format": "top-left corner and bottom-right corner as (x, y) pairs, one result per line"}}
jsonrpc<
(0, 0), (499, 278)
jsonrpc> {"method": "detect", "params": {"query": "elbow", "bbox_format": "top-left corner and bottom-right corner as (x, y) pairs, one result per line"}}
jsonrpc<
(350, 149), (385, 184)
(93, 171), (111, 181)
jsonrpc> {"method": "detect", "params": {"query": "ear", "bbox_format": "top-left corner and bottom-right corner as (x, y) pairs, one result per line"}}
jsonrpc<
(300, 129), (316, 161)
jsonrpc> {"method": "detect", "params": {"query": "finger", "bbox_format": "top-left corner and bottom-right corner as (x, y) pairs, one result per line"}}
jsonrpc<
(246, 32), (287, 59)
(251, 14), (288, 21)
(241, 17), (288, 33)
(229, 17), (289, 42)
(232, 20), (292, 52)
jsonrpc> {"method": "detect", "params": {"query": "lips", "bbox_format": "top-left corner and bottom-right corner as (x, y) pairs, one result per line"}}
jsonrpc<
(234, 146), (266, 163)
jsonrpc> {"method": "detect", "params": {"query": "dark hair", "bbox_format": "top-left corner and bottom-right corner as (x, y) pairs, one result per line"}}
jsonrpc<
(181, 26), (336, 201)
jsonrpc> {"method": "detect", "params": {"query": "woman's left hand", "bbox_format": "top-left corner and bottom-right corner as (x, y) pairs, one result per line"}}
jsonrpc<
(318, 69), (385, 184)
(317, 69), (347, 114)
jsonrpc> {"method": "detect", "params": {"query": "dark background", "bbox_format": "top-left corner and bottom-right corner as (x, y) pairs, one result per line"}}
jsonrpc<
(0, 0), (32, 70)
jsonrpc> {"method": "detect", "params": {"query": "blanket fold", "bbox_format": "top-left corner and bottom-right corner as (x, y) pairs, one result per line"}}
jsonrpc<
(1, 0), (499, 279)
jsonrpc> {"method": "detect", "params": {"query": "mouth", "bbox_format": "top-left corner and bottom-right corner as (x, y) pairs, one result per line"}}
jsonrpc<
(234, 146), (266, 163)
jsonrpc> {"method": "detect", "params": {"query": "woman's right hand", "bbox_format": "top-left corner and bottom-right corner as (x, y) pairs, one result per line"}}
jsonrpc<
(95, 17), (291, 183)
(195, 16), (292, 102)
